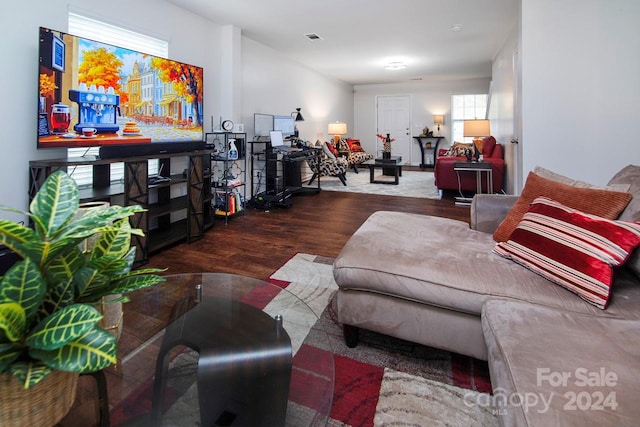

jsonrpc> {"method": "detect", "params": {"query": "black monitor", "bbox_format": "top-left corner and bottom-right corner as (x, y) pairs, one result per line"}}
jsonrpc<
(254, 113), (273, 138)
(273, 115), (295, 136)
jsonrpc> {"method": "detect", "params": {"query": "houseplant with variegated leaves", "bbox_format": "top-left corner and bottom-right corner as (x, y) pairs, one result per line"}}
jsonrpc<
(0, 170), (165, 392)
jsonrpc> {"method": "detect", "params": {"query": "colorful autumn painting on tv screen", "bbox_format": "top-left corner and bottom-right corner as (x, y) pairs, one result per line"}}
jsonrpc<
(38, 27), (204, 148)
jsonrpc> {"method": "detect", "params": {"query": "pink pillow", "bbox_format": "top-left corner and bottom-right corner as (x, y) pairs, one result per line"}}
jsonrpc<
(494, 197), (640, 309)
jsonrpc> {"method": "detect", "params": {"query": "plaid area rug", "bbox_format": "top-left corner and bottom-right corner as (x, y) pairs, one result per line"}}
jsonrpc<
(112, 254), (497, 426)
(268, 253), (497, 427)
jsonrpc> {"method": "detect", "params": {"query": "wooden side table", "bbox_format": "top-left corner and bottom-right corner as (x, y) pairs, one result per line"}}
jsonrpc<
(453, 161), (493, 206)
(413, 136), (445, 168)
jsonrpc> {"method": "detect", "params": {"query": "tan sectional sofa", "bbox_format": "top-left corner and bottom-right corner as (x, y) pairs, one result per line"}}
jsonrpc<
(333, 165), (640, 426)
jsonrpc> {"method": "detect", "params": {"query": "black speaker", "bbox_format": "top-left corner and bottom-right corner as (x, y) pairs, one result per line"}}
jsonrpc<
(99, 141), (207, 159)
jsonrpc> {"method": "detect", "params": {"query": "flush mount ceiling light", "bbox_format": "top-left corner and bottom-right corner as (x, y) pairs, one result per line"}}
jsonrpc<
(385, 61), (407, 70)
(450, 24), (463, 32)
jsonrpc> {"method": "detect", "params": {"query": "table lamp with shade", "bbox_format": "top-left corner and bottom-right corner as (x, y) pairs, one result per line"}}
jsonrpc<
(433, 115), (444, 136)
(463, 119), (490, 152)
(328, 122), (347, 143)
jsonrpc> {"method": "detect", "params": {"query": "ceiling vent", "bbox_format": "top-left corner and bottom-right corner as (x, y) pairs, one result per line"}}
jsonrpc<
(305, 33), (323, 41)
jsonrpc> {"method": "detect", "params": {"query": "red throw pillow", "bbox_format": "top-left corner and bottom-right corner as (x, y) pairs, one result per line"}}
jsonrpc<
(493, 172), (633, 242)
(326, 141), (339, 156)
(494, 197), (640, 309)
(345, 139), (365, 152)
(346, 139), (361, 149)
(481, 136), (497, 157)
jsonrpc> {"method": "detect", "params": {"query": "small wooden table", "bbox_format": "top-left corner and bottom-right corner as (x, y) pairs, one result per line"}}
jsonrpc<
(364, 156), (403, 185)
(413, 136), (445, 168)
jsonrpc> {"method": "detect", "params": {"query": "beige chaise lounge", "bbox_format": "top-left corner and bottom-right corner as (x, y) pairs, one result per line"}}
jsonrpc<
(333, 165), (640, 426)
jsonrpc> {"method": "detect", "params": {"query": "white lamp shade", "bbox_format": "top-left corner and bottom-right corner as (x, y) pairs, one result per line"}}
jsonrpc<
(328, 122), (347, 135)
(463, 119), (490, 137)
(433, 115), (445, 125)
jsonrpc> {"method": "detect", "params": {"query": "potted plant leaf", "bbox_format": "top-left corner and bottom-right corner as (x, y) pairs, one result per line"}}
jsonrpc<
(0, 170), (165, 425)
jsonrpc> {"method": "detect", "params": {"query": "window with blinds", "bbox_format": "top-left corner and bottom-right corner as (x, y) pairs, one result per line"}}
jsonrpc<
(67, 13), (168, 186)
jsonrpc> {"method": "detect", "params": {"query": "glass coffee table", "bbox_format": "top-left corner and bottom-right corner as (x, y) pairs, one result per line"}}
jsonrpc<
(62, 273), (334, 427)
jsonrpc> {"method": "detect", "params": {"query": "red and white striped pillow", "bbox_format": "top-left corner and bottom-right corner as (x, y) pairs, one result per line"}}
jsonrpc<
(494, 197), (640, 309)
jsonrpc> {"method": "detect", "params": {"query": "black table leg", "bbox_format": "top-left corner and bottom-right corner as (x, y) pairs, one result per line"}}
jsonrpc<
(81, 371), (110, 427)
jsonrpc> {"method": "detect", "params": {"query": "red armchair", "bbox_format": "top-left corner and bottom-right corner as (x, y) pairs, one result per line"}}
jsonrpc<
(434, 136), (504, 194)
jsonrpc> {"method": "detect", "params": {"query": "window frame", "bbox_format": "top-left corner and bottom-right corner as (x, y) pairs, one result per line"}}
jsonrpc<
(451, 94), (489, 144)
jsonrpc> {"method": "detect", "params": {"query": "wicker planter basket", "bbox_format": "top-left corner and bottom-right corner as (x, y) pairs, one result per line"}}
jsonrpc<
(0, 370), (79, 426)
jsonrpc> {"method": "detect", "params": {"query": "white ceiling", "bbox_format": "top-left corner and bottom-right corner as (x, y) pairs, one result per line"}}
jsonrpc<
(167, 0), (519, 85)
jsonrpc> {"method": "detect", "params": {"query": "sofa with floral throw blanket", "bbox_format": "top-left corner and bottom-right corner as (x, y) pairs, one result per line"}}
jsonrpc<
(434, 136), (504, 193)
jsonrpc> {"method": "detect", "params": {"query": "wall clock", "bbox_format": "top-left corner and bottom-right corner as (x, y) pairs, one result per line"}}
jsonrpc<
(221, 120), (234, 131)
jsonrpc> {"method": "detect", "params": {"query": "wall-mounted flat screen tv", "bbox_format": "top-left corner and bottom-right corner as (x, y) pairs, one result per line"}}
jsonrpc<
(38, 26), (204, 149)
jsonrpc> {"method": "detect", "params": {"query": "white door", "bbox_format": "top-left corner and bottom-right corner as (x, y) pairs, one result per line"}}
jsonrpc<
(510, 50), (523, 194)
(377, 96), (411, 163)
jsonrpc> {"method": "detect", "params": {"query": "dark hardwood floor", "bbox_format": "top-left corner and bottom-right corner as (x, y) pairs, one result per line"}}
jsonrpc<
(61, 170), (471, 425)
(144, 172), (469, 279)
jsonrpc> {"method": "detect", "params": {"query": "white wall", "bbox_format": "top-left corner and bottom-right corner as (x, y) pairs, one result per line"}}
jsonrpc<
(353, 79), (491, 165)
(489, 27), (519, 194)
(0, 0), (224, 222)
(241, 37), (354, 143)
(220, 25), (243, 124)
(521, 0), (640, 185)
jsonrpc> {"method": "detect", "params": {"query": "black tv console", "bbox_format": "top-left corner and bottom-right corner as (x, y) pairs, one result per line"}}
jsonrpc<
(29, 148), (215, 265)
